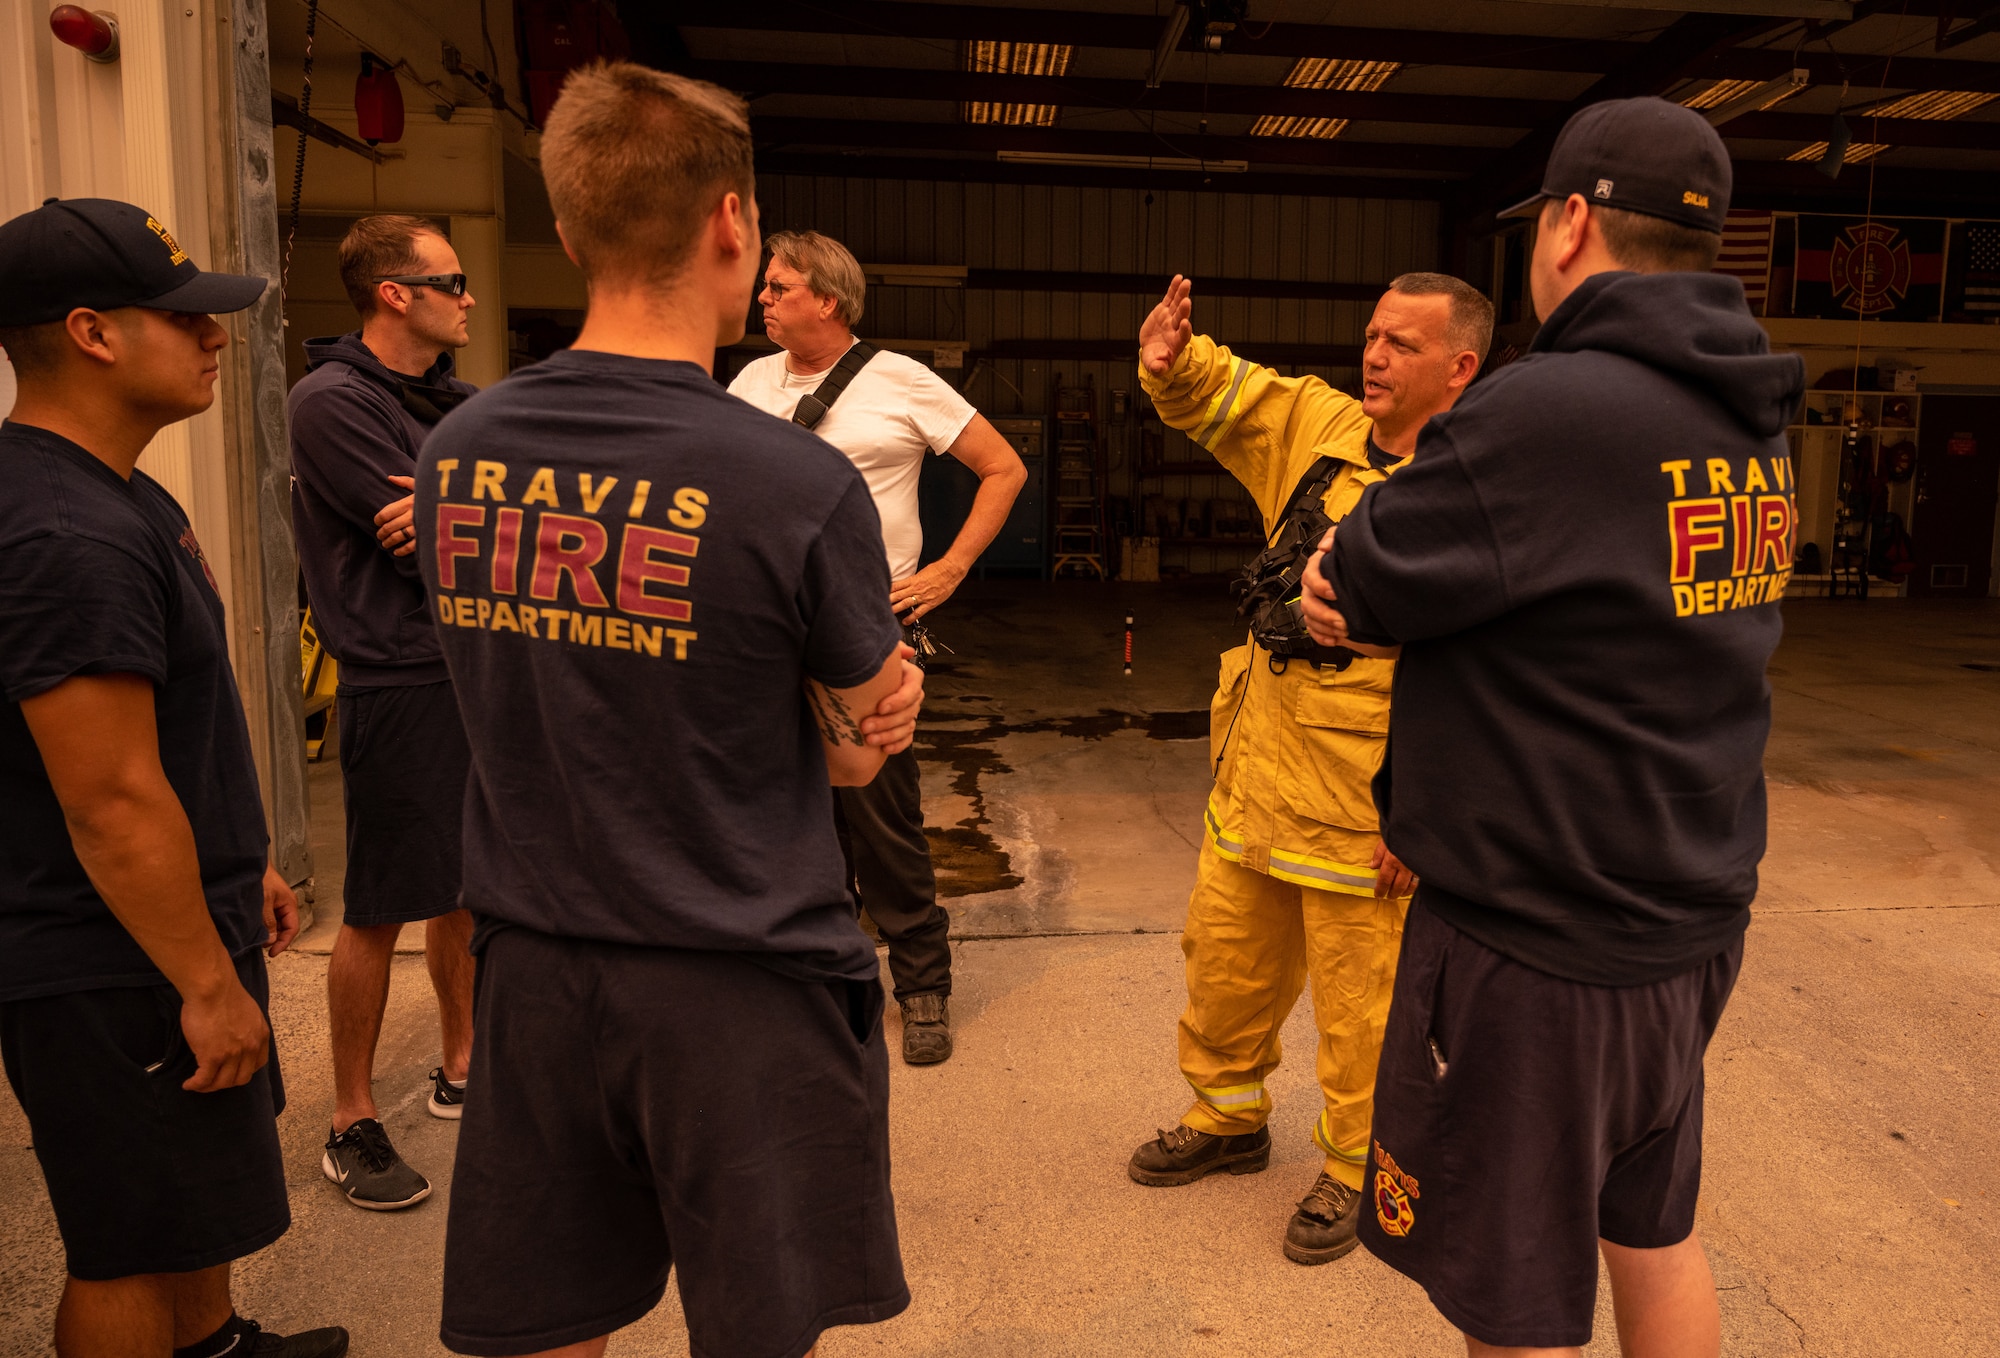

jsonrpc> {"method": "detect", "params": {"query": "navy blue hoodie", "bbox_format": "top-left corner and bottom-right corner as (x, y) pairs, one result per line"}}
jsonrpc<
(1330, 271), (1806, 986)
(288, 333), (476, 685)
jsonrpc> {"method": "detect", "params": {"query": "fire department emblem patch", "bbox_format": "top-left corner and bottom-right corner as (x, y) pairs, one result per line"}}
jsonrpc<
(1375, 1168), (1415, 1237)
(1828, 222), (1912, 318)
(1372, 1139), (1421, 1238)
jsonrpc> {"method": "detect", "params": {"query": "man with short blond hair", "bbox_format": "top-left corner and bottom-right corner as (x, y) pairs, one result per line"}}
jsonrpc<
(730, 228), (1026, 1063)
(426, 63), (920, 1358)
(289, 212), (479, 1212)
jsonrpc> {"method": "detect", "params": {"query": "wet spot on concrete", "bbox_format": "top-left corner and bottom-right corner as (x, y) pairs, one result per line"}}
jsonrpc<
(917, 709), (1208, 898)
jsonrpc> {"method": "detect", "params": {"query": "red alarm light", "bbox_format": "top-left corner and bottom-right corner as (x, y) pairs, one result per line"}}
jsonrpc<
(355, 53), (405, 145)
(49, 6), (119, 61)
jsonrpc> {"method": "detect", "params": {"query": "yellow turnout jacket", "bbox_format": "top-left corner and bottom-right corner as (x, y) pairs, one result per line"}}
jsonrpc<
(1139, 336), (1407, 895)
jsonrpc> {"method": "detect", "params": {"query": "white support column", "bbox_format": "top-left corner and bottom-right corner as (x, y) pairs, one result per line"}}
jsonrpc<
(450, 213), (508, 387)
(118, 0), (197, 511)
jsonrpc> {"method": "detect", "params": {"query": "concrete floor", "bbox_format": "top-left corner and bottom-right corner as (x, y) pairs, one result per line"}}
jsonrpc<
(3, 584), (1997, 1356)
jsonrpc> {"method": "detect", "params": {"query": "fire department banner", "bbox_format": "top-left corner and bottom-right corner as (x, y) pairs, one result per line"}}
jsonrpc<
(1793, 216), (1946, 322)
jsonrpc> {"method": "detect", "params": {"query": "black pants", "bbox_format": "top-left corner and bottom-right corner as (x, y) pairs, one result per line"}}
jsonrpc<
(833, 747), (950, 1000)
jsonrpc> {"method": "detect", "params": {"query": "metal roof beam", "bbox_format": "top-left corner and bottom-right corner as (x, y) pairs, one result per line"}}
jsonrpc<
(693, 60), (1567, 128)
(752, 117), (1482, 174)
(752, 152), (1452, 200)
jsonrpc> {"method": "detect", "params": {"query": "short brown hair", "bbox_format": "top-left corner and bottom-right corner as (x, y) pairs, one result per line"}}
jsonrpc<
(339, 214), (446, 316)
(765, 230), (866, 325)
(1389, 271), (1495, 364)
(1547, 200), (1722, 274)
(539, 63), (754, 286)
(0, 321), (71, 380)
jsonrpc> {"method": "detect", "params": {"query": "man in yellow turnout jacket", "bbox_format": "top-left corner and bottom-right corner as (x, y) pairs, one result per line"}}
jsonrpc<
(1128, 273), (1491, 1264)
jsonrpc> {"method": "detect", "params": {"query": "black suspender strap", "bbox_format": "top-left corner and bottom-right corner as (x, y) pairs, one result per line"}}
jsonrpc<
(791, 341), (880, 430)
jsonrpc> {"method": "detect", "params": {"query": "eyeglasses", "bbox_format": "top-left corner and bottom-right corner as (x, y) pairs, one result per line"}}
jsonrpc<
(372, 273), (468, 296)
(763, 279), (796, 301)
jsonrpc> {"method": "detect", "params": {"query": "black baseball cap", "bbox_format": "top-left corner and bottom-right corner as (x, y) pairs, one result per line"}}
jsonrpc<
(1499, 97), (1731, 233)
(0, 197), (267, 328)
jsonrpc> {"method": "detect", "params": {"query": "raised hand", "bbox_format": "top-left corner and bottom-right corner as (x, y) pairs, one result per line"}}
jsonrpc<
(1140, 275), (1194, 375)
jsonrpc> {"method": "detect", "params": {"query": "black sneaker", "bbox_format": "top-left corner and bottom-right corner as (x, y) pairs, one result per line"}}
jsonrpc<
(899, 993), (952, 1065)
(322, 1118), (431, 1211)
(1283, 1171), (1363, 1265)
(175, 1313), (349, 1358)
(1127, 1123), (1271, 1186)
(427, 1067), (465, 1120)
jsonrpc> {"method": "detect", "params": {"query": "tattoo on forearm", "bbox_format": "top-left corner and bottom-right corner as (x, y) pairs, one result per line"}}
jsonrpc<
(807, 682), (867, 747)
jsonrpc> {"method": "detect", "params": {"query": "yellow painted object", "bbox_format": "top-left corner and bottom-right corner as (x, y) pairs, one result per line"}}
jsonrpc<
(1177, 843), (1406, 1188)
(300, 608), (339, 762)
(1140, 336), (1415, 1183)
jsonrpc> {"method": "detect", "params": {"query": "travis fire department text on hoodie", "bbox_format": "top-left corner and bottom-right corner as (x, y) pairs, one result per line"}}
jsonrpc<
(1329, 270), (1807, 986)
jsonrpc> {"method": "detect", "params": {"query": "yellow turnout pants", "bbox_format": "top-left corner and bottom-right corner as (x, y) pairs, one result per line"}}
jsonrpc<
(1177, 841), (1408, 1189)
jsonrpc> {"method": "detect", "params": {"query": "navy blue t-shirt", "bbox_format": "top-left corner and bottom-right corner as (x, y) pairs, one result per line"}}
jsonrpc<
(0, 422), (269, 1002)
(416, 350), (901, 983)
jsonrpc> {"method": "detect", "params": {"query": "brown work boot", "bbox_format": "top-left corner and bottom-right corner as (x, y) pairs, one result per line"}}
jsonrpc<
(899, 993), (952, 1064)
(1283, 1171), (1363, 1265)
(1127, 1123), (1271, 1186)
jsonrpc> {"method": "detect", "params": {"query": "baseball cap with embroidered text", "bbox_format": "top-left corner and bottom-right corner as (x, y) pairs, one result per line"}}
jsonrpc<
(1498, 97), (1731, 233)
(0, 197), (267, 328)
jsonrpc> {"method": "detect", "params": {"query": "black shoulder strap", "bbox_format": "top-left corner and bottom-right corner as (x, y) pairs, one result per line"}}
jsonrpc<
(1264, 454), (1341, 546)
(792, 342), (880, 431)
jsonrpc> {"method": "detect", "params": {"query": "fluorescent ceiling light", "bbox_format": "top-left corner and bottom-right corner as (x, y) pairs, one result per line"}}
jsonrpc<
(1787, 139), (1888, 164)
(1777, 88), (1994, 167)
(996, 150), (1248, 172)
(863, 264), (969, 288)
(964, 40), (1073, 127)
(1855, 89), (1999, 121)
(1688, 69), (1809, 126)
(1252, 58), (1400, 140)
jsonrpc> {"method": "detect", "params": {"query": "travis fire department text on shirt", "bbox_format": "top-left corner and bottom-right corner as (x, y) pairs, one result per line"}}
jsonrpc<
(430, 456), (705, 660)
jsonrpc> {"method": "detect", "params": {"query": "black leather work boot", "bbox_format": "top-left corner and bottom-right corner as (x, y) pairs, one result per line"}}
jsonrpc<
(1283, 1170), (1363, 1264)
(1127, 1123), (1271, 1186)
(899, 993), (952, 1064)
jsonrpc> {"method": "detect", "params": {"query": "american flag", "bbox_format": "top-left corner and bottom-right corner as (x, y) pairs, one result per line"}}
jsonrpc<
(1713, 211), (1774, 310)
(1960, 221), (2000, 315)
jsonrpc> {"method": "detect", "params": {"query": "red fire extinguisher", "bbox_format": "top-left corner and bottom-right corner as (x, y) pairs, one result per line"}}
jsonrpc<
(355, 53), (404, 145)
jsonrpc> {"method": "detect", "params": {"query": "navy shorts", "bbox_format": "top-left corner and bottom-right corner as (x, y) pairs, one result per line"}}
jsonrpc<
(1360, 896), (1742, 1349)
(0, 951), (289, 1280)
(440, 925), (909, 1358)
(336, 680), (470, 927)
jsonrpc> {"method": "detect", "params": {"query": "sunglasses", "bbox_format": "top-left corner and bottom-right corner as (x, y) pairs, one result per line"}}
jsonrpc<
(373, 272), (469, 296)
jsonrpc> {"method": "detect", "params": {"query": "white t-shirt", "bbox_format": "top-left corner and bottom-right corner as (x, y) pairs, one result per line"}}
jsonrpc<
(728, 344), (978, 580)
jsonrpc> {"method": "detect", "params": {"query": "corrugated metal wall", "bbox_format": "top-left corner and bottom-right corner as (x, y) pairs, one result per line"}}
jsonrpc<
(752, 175), (1441, 574)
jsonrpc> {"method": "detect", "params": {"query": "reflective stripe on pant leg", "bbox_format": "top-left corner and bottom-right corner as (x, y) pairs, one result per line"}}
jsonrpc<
(1301, 884), (1410, 1187)
(1177, 843), (1307, 1137)
(1267, 845), (1378, 896)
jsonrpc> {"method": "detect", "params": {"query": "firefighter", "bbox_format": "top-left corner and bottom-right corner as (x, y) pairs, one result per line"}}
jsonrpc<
(1127, 271), (1490, 1265)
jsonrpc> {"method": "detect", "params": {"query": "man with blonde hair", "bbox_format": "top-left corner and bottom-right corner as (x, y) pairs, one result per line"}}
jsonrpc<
(424, 63), (920, 1358)
(730, 229), (1026, 1064)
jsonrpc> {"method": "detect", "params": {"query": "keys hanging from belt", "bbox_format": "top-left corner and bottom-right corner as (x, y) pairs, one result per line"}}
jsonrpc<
(900, 613), (953, 670)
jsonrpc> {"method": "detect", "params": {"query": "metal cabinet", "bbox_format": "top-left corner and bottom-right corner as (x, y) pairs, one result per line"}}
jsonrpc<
(918, 416), (1046, 577)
